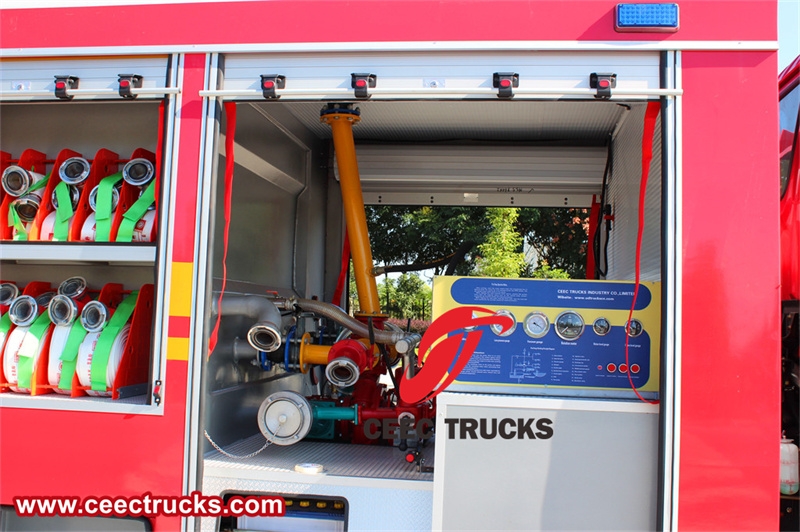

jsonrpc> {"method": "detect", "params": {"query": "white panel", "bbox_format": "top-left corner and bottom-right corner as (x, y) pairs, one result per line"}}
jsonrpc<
(222, 51), (660, 100)
(432, 393), (658, 531)
(0, 56), (171, 100)
(340, 145), (607, 195)
(278, 100), (628, 143)
(606, 104), (662, 281)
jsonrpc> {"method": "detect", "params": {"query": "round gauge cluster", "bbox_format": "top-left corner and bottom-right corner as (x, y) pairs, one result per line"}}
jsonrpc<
(487, 309), (646, 340)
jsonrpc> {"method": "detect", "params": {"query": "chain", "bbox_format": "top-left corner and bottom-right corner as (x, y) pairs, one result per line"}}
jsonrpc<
(203, 429), (272, 459)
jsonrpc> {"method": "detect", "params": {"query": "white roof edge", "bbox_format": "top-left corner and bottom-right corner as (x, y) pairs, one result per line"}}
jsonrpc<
(0, 40), (779, 59)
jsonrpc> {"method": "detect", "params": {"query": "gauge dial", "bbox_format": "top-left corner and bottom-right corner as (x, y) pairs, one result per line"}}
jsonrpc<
(555, 311), (584, 341)
(592, 317), (611, 336)
(523, 312), (550, 338)
(490, 309), (516, 337)
(626, 318), (644, 338)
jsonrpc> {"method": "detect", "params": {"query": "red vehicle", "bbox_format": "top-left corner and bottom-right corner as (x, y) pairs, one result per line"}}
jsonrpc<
(0, 1), (786, 531)
(780, 53), (800, 529)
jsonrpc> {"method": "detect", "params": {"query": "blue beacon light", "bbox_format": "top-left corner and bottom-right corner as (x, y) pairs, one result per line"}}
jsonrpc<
(615, 3), (680, 33)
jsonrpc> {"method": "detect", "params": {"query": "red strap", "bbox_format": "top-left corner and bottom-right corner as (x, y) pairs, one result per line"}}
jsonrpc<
(626, 100), (661, 405)
(208, 102), (237, 355)
(331, 229), (351, 305)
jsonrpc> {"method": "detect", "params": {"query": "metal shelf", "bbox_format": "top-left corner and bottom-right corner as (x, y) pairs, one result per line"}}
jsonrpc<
(0, 392), (158, 415)
(0, 243), (156, 264)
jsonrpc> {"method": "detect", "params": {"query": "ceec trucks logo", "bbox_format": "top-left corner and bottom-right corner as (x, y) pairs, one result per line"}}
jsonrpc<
(372, 306), (555, 441)
(398, 305), (512, 404)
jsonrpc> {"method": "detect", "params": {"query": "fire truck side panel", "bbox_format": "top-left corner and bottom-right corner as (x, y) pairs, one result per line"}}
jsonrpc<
(0, 51), (209, 532)
(679, 50), (780, 531)
(0, 1), (777, 52)
(0, 360), (187, 531)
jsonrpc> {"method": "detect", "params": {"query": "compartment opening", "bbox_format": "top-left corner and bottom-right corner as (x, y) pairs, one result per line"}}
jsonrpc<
(202, 97), (663, 480)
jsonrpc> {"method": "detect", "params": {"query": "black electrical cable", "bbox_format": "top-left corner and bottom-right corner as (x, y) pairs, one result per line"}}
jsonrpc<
(379, 343), (400, 391)
(594, 138), (613, 278)
(367, 316), (400, 391)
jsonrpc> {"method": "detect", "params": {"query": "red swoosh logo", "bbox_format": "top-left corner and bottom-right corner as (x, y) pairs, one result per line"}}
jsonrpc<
(398, 306), (514, 404)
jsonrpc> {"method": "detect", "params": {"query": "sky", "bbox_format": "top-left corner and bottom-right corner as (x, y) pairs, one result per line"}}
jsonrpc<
(780, 0), (800, 70)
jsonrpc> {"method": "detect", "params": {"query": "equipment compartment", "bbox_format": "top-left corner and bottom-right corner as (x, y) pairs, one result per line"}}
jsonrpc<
(0, 56), (177, 411)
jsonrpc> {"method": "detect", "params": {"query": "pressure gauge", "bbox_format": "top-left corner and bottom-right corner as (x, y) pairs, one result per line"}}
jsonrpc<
(592, 317), (611, 336)
(490, 309), (516, 337)
(523, 312), (550, 338)
(626, 318), (644, 338)
(555, 311), (584, 341)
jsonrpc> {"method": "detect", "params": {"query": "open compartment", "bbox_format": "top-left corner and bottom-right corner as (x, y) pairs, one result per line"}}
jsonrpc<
(0, 55), (176, 410)
(198, 52), (665, 511)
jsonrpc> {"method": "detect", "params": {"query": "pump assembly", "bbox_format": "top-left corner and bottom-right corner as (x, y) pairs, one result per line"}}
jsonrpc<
(210, 104), (434, 463)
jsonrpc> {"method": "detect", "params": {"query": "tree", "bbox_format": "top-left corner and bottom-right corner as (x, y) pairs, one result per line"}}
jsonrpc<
(517, 208), (590, 278)
(473, 208), (526, 278)
(348, 265), (432, 320)
(366, 205), (588, 279)
(366, 205), (489, 275)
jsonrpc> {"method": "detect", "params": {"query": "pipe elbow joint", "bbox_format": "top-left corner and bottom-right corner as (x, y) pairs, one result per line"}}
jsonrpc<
(325, 339), (371, 388)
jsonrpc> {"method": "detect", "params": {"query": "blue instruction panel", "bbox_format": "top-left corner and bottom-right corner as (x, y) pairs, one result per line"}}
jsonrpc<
(433, 277), (661, 398)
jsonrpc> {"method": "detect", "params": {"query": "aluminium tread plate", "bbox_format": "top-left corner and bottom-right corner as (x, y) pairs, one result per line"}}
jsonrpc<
(204, 436), (435, 482)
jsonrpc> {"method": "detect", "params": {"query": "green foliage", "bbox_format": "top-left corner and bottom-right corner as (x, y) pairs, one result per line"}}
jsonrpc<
(358, 205), (590, 319)
(474, 208), (526, 278)
(531, 260), (571, 279)
(348, 264), (432, 320)
(366, 205), (488, 275)
(366, 205), (589, 279)
(516, 208), (590, 278)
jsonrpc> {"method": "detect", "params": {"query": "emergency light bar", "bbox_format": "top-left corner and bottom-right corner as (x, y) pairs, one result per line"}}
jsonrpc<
(615, 3), (679, 32)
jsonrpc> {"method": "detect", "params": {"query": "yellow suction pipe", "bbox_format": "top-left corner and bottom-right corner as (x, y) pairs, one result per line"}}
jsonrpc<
(321, 105), (382, 315)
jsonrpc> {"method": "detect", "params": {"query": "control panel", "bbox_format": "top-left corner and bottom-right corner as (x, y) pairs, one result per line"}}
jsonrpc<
(432, 277), (661, 399)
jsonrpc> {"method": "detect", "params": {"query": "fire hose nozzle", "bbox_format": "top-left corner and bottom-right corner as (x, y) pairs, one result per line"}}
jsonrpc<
(58, 157), (91, 185)
(51, 184), (81, 210)
(88, 182), (121, 212)
(2, 166), (46, 197)
(80, 300), (109, 333)
(48, 295), (81, 326)
(122, 158), (155, 187)
(11, 192), (43, 223)
(58, 276), (89, 300)
(8, 295), (40, 326)
(0, 283), (20, 307)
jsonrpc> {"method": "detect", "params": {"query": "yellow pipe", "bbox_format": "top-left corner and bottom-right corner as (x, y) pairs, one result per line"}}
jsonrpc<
(298, 332), (331, 373)
(321, 109), (381, 314)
